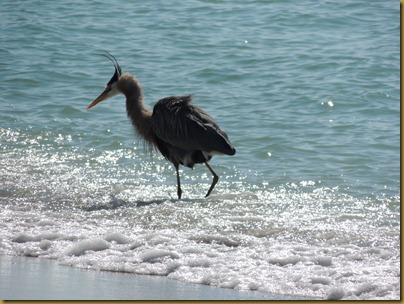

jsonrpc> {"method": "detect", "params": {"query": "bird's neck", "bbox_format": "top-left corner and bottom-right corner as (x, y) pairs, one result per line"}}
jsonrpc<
(126, 94), (154, 142)
(118, 73), (154, 145)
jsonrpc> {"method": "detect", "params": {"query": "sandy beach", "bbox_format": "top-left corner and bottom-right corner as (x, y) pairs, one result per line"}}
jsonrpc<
(0, 255), (306, 300)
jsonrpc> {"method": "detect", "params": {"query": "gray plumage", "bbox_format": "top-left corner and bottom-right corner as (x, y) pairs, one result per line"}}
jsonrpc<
(151, 95), (235, 163)
(87, 53), (236, 199)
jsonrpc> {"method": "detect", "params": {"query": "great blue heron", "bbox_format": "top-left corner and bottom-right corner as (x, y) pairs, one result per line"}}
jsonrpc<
(87, 53), (236, 199)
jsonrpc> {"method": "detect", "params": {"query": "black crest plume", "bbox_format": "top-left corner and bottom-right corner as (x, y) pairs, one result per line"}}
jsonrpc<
(98, 51), (122, 84)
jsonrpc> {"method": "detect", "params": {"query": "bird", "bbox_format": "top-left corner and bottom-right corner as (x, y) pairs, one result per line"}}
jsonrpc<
(86, 53), (236, 199)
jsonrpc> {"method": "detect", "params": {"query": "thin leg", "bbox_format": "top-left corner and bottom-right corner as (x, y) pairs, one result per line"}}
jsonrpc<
(204, 162), (219, 197)
(175, 164), (182, 199)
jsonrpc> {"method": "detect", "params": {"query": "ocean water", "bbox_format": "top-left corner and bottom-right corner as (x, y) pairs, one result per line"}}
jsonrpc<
(0, 0), (399, 300)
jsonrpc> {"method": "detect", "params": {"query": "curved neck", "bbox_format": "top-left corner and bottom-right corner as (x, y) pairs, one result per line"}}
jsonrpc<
(118, 73), (155, 144)
(126, 93), (154, 143)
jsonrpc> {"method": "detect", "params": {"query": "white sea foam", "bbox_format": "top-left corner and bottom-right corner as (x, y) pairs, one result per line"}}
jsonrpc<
(1, 181), (399, 300)
(104, 232), (132, 244)
(311, 276), (332, 285)
(327, 286), (345, 300)
(139, 249), (180, 262)
(66, 239), (110, 256)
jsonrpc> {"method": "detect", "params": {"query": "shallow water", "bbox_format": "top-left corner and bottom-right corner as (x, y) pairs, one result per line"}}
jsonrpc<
(0, 0), (399, 300)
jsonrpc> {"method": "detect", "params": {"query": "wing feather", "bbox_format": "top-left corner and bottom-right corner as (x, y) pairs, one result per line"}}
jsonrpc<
(151, 96), (235, 155)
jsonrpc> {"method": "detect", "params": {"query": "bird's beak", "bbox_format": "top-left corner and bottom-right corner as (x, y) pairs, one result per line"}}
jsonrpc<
(87, 88), (110, 110)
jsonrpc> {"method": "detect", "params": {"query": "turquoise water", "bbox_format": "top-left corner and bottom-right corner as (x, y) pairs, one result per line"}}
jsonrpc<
(0, 1), (399, 300)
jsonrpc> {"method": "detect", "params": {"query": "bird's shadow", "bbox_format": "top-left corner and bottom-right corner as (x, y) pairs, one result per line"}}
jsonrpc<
(83, 192), (252, 212)
(83, 194), (194, 211)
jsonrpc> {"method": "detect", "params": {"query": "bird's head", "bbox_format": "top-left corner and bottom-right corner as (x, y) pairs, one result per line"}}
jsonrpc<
(87, 53), (122, 110)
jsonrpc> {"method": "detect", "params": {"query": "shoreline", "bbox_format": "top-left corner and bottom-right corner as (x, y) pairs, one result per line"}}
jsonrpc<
(0, 255), (307, 300)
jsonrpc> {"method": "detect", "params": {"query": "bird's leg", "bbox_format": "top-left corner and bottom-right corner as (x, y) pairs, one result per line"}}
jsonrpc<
(174, 163), (182, 199)
(204, 162), (219, 197)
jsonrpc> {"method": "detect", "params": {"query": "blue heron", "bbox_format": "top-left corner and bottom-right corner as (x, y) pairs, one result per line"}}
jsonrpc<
(87, 53), (236, 199)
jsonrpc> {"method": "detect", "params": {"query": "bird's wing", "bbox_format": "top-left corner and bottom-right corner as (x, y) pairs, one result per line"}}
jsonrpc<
(151, 96), (235, 155)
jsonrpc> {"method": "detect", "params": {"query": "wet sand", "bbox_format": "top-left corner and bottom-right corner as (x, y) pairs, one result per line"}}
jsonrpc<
(0, 255), (305, 300)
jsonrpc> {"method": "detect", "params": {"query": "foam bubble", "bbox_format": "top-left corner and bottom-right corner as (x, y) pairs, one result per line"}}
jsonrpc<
(39, 240), (52, 250)
(104, 232), (131, 244)
(354, 283), (377, 296)
(311, 276), (332, 285)
(139, 249), (180, 262)
(12, 233), (35, 243)
(327, 286), (345, 300)
(12, 233), (64, 243)
(268, 256), (304, 266)
(312, 256), (333, 266)
(67, 239), (110, 256)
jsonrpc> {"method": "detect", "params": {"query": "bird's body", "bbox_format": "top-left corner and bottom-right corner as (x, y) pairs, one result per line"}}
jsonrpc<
(87, 54), (235, 199)
(152, 95), (235, 167)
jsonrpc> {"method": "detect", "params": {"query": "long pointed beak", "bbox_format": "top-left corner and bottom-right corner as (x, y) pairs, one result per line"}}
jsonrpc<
(87, 89), (110, 110)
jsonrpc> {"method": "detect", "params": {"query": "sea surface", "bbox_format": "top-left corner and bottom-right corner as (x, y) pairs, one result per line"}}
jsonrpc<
(0, 0), (399, 300)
